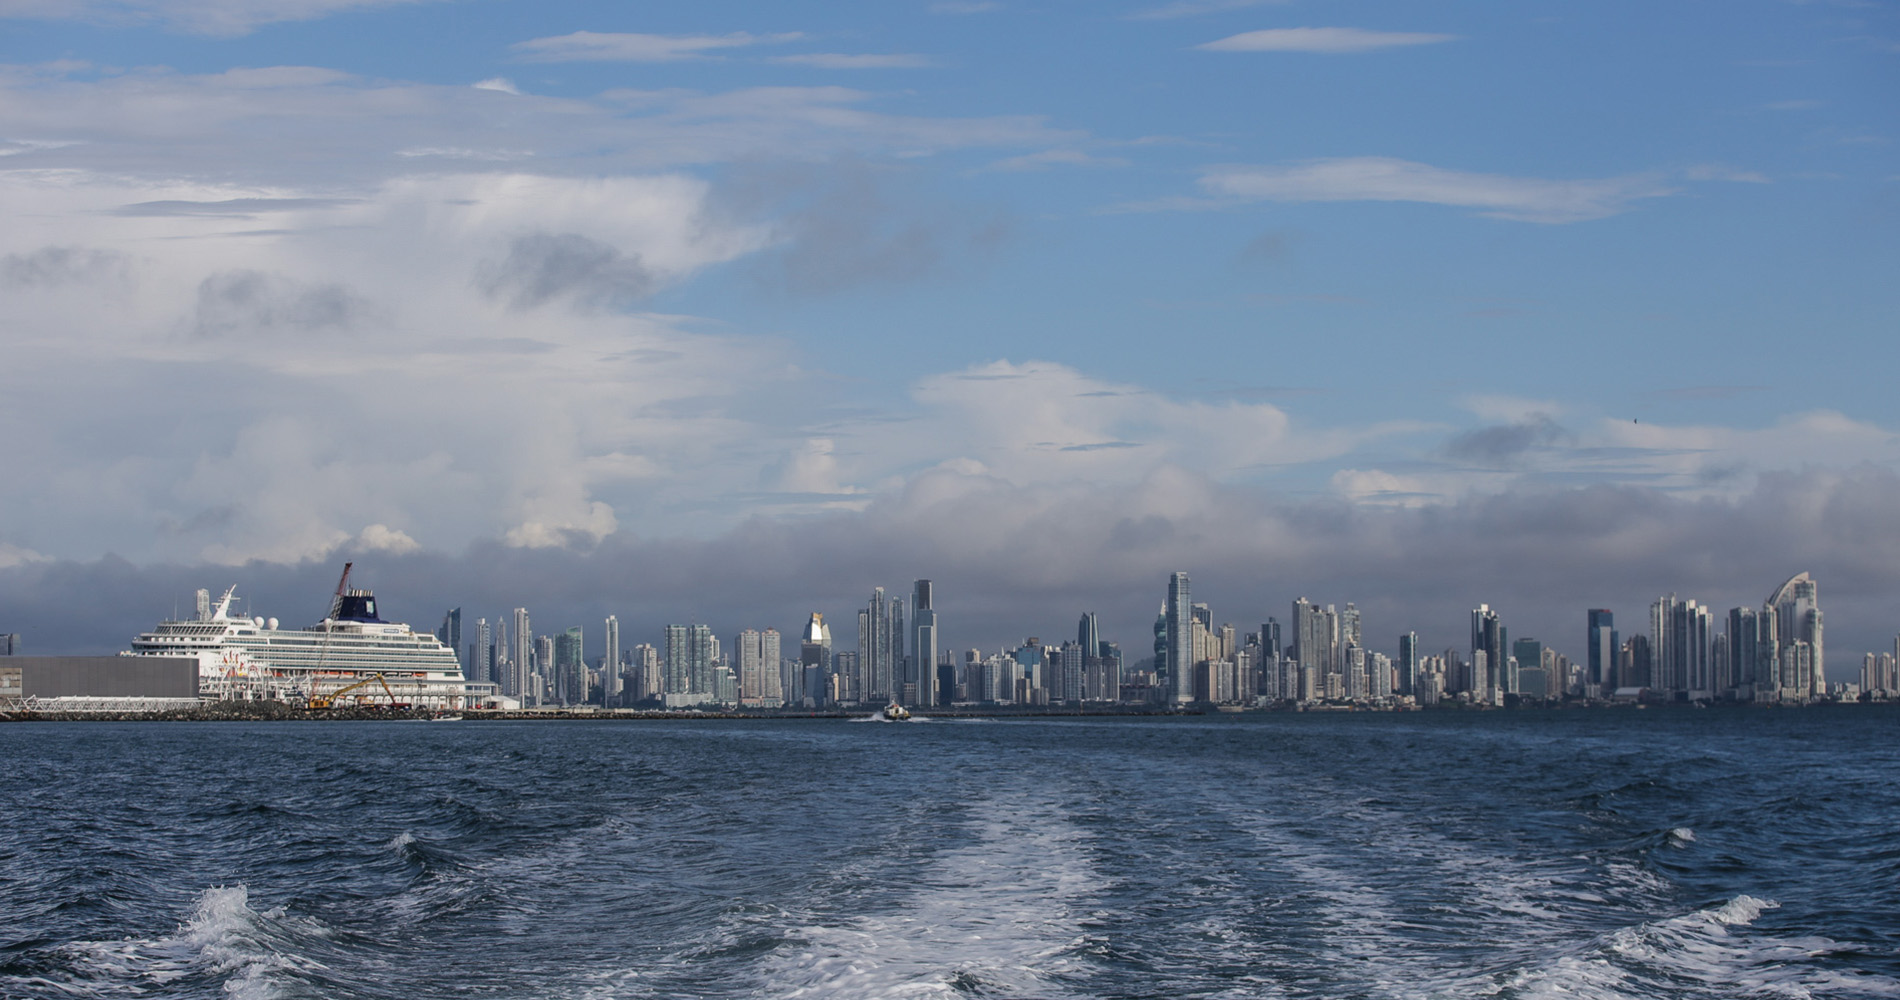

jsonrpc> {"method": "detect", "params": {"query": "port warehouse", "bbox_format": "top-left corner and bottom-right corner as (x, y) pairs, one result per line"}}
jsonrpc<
(0, 657), (200, 710)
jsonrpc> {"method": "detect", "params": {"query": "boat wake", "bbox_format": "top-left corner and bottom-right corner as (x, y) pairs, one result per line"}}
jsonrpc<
(5, 886), (334, 1000)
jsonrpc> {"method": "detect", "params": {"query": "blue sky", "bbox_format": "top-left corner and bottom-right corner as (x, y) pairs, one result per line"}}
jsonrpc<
(1, 0), (1897, 661)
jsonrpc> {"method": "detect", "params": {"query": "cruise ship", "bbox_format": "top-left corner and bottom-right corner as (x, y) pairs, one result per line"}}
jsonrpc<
(124, 564), (469, 708)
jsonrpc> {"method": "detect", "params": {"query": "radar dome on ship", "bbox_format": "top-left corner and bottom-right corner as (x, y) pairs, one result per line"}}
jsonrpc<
(267, 618), (278, 630)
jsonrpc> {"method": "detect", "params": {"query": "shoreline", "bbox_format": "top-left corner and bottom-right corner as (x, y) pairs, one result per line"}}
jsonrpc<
(0, 699), (1884, 723)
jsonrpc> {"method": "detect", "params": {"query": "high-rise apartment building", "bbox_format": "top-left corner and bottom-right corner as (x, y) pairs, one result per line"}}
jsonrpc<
(510, 608), (532, 700)
(1166, 573), (1193, 705)
(1471, 605), (1505, 702)
(858, 588), (896, 704)
(1767, 572), (1823, 700)
(912, 580), (940, 708)
(734, 627), (785, 707)
(800, 613), (831, 707)
(1398, 631), (1419, 696)
(1586, 609), (1616, 697)
(1293, 598), (1328, 702)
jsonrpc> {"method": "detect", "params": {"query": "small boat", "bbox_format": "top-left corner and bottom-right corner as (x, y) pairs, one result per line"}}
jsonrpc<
(882, 702), (911, 721)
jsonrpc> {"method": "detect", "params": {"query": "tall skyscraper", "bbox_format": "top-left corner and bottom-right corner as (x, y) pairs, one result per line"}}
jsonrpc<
(1767, 572), (1823, 700)
(1510, 637), (1542, 697)
(437, 608), (462, 675)
(554, 626), (584, 705)
(890, 598), (907, 703)
(1293, 598), (1328, 702)
(602, 616), (621, 706)
(510, 608), (532, 701)
(858, 587), (895, 703)
(1471, 605), (1505, 702)
(801, 613), (832, 707)
(912, 579), (940, 708)
(1398, 631), (1419, 697)
(1650, 595), (1711, 699)
(469, 617), (491, 686)
(1166, 572), (1193, 705)
(1079, 612), (1101, 661)
(1586, 609), (1616, 696)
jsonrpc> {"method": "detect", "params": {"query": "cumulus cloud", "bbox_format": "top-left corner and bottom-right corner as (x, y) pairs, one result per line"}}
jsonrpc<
(1198, 27), (1458, 54)
(511, 30), (804, 63)
(1445, 414), (1571, 467)
(1, 246), (132, 288)
(192, 270), (372, 337)
(1196, 157), (1676, 223)
(477, 232), (657, 310)
(10, 468), (1900, 691)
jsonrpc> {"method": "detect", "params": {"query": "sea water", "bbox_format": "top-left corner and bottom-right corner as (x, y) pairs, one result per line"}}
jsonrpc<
(1, 708), (1896, 998)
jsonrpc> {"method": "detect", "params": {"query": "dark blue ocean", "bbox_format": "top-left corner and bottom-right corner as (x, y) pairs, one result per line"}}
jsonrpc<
(1, 709), (1896, 999)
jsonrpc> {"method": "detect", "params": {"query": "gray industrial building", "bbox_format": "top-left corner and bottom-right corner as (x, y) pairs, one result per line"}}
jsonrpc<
(0, 656), (200, 708)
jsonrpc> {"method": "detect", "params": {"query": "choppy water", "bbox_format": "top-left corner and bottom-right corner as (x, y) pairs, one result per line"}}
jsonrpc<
(1, 709), (1896, 999)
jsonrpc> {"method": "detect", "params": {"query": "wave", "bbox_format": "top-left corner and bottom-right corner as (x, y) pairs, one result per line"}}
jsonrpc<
(1479, 894), (1900, 999)
(7, 885), (332, 1000)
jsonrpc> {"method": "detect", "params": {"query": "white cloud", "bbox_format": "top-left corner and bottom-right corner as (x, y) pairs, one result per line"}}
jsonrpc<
(1198, 27), (1458, 54)
(355, 524), (420, 555)
(0, 65), (1074, 181)
(770, 53), (936, 70)
(0, 0), (443, 36)
(471, 77), (520, 95)
(0, 542), (49, 570)
(1197, 157), (1676, 223)
(981, 149), (1128, 172)
(1126, 0), (1286, 21)
(511, 30), (804, 63)
(1685, 164), (1770, 183)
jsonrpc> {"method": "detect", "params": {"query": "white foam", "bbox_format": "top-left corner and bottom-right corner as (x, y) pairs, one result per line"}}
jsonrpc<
(1484, 894), (1900, 1000)
(679, 792), (1103, 999)
(1668, 826), (1696, 845)
(33, 886), (329, 1000)
(386, 831), (417, 851)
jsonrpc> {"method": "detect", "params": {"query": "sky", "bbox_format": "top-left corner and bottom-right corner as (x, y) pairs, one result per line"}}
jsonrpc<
(1, 0), (1896, 671)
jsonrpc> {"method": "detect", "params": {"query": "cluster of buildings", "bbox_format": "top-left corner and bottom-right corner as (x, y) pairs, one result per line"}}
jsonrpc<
(431, 569), (1891, 712)
(439, 581), (1129, 710)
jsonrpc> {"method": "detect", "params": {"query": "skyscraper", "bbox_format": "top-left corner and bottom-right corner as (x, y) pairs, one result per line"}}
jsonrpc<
(602, 615), (621, 706)
(555, 626), (584, 705)
(1166, 572), (1193, 705)
(1398, 631), (1419, 697)
(1586, 609), (1616, 697)
(1078, 612), (1100, 661)
(912, 579), (940, 708)
(801, 613), (832, 707)
(437, 608), (462, 676)
(1650, 595), (1711, 700)
(858, 587), (895, 704)
(1471, 605), (1505, 702)
(1293, 598), (1328, 702)
(469, 617), (490, 686)
(1767, 572), (1823, 700)
(510, 608), (532, 700)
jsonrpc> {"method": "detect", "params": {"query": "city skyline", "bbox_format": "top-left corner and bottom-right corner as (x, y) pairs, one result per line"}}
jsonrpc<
(2, 1), (1897, 673)
(416, 566), (1877, 710)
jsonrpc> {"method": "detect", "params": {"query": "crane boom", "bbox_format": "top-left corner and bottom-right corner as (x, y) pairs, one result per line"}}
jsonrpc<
(306, 671), (393, 709)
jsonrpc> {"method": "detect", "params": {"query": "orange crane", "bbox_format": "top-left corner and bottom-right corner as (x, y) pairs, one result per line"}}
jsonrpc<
(307, 672), (396, 710)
